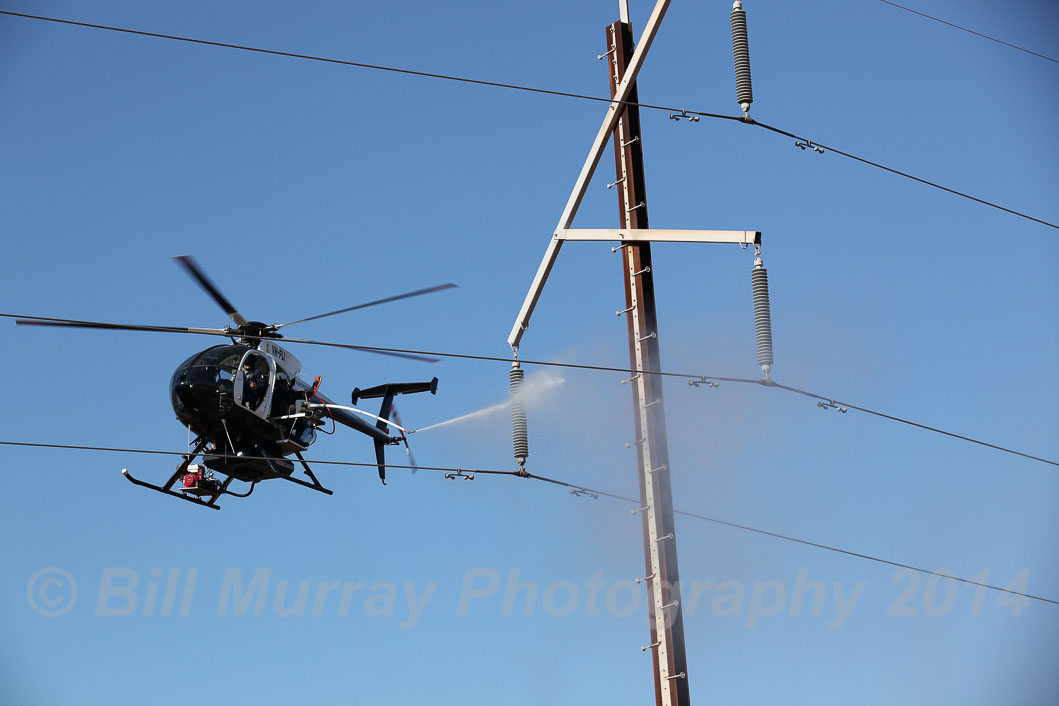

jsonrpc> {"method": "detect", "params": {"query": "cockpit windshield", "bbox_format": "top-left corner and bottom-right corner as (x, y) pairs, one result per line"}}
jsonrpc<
(191, 345), (247, 380)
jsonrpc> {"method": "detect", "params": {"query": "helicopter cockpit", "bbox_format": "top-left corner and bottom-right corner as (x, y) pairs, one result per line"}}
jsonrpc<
(170, 345), (242, 418)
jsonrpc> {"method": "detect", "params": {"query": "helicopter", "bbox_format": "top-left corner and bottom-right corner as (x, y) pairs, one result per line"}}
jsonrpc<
(14, 255), (454, 510)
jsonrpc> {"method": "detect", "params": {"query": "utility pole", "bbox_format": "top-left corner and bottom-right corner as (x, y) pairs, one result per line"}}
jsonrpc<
(605, 18), (690, 706)
(507, 2), (759, 701)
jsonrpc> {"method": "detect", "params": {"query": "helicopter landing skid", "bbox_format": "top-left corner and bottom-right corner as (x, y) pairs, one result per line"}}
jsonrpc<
(120, 438), (232, 510)
(284, 451), (333, 496)
(121, 468), (225, 510)
(121, 444), (331, 509)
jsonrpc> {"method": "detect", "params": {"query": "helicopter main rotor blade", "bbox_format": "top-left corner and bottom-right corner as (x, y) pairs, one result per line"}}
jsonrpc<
(278, 335), (441, 362)
(11, 314), (230, 337)
(5, 314), (440, 362)
(274, 283), (457, 330)
(174, 255), (249, 327)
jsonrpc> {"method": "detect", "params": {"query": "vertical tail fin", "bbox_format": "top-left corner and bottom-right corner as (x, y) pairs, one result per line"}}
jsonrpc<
(373, 439), (387, 485)
(374, 391), (395, 485)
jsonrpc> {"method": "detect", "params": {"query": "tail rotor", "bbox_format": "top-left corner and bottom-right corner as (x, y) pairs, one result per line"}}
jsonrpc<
(391, 405), (419, 473)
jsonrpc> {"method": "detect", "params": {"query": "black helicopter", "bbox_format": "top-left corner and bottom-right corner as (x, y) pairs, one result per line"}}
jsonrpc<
(14, 256), (454, 510)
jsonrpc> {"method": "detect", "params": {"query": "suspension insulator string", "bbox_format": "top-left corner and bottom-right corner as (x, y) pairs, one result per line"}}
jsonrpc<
(751, 249), (774, 380)
(510, 357), (529, 475)
(730, 1), (754, 117)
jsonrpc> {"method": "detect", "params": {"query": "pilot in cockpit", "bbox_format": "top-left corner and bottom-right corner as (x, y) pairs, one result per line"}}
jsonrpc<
(242, 358), (267, 409)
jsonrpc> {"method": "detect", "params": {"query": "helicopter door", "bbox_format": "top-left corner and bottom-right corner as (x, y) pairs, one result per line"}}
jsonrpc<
(234, 350), (275, 418)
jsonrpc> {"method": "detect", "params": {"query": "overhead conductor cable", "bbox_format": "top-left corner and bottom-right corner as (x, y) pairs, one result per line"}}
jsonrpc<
(1, 12), (1055, 228)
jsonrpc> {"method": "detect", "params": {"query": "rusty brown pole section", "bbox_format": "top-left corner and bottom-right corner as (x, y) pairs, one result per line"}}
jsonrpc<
(606, 19), (691, 706)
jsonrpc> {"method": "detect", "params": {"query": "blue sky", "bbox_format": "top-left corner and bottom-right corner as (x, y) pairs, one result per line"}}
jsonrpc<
(1, 1), (1056, 704)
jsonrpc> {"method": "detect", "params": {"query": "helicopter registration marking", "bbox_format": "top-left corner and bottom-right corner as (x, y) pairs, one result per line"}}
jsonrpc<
(263, 340), (301, 377)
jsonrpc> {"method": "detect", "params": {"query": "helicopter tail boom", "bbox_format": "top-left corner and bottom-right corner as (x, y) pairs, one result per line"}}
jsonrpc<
(353, 378), (438, 484)
(304, 379), (438, 484)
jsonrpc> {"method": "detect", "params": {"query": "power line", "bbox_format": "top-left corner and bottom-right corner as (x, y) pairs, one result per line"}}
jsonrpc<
(2, 439), (1054, 606)
(0, 312), (765, 383)
(875, 0), (1058, 64)
(0, 10), (737, 121)
(4, 312), (1055, 467)
(527, 471), (1058, 607)
(748, 119), (1058, 230)
(768, 381), (1059, 468)
(1, 10), (1056, 231)
(0, 440), (518, 476)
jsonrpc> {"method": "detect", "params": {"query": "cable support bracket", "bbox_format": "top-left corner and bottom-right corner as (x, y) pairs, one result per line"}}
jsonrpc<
(795, 139), (825, 154)
(668, 109), (699, 123)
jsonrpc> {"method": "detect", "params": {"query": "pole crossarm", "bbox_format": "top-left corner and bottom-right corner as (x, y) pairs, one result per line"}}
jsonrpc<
(557, 228), (761, 246)
(507, 0), (672, 349)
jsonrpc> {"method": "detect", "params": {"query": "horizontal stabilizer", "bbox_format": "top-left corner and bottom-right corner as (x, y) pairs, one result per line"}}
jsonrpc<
(352, 377), (438, 404)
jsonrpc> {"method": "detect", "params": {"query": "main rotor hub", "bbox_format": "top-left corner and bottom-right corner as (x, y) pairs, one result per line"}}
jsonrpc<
(236, 321), (281, 341)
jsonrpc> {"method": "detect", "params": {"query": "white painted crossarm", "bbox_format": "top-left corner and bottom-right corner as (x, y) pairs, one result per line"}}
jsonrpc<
(556, 229), (761, 245)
